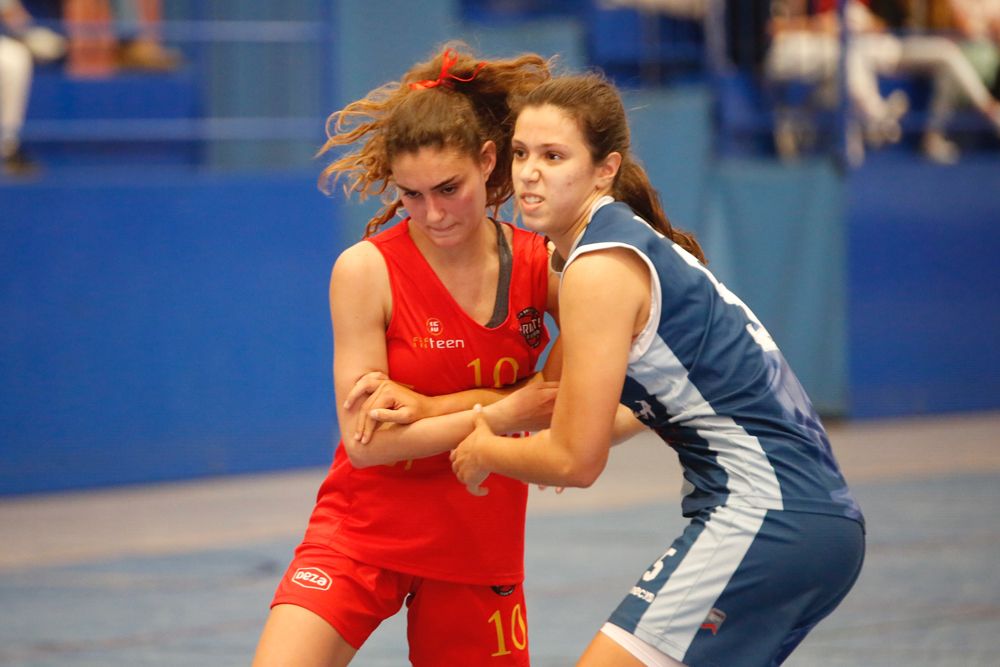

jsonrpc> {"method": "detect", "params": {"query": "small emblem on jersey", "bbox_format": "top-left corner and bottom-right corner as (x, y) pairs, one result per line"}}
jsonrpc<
(491, 584), (517, 597)
(701, 608), (726, 635)
(517, 307), (543, 348)
(291, 567), (332, 591)
(425, 317), (443, 336)
(632, 400), (656, 422)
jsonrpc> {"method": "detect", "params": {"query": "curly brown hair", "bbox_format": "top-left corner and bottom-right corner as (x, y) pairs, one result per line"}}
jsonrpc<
(318, 42), (552, 238)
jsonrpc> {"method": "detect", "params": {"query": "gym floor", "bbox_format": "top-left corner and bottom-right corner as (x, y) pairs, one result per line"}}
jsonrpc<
(2, 411), (998, 666)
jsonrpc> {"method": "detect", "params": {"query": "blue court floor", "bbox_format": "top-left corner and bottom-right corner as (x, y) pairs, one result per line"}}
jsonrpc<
(1, 411), (998, 666)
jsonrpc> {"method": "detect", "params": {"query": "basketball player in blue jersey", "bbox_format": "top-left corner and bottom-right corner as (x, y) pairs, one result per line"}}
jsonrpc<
(451, 73), (866, 667)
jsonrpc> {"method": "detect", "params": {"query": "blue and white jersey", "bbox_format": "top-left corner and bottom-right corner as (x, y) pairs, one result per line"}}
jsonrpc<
(564, 198), (862, 524)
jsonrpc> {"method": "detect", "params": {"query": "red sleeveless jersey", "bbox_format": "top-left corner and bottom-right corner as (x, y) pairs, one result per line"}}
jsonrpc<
(303, 219), (550, 584)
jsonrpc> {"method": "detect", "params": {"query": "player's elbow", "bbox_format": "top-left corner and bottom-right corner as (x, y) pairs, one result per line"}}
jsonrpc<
(558, 452), (607, 489)
(563, 464), (604, 488)
(340, 440), (377, 469)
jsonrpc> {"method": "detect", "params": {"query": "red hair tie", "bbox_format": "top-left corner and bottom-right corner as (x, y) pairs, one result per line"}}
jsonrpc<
(409, 48), (486, 90)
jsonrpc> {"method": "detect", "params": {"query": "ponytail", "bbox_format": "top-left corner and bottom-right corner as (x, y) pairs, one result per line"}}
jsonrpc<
(616, 158), (705, 264)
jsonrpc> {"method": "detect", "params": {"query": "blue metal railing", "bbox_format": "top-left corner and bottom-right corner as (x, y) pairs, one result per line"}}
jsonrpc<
(21, 16), (336, 152)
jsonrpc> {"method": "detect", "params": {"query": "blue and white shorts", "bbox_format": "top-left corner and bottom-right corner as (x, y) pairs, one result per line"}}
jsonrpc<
(606, 505), (865, 667)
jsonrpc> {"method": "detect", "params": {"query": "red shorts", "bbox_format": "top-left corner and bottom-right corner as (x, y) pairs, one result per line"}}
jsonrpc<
(270, 543), (530, 666)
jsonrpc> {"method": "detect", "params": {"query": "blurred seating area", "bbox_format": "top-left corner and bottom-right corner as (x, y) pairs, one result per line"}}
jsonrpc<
(3, 0), (999, 182)
(461, 0), (1000, 165)
(3, 0), (331, 177)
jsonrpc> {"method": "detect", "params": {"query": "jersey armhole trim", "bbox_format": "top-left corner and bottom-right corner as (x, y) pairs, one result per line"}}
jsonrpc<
(564, 242), (661, 363)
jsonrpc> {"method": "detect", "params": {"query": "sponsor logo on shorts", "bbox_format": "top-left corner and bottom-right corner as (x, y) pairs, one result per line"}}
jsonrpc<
(491, 584), (517, 597)
(291, 567), (332, 591)
(629, 586), (655, 603)
(701, 607), (726, 635)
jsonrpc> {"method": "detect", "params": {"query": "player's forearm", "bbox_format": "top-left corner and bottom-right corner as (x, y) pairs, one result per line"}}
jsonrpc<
(480, 429), (608, 488)
(342, 409), (478, 468)
(348, 401), (533, 468)
(424, 383), (519, 417)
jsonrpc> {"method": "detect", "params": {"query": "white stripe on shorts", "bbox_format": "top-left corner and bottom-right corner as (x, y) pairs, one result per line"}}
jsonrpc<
(635, 505), (768, 658)
(602, 622), (686, 667)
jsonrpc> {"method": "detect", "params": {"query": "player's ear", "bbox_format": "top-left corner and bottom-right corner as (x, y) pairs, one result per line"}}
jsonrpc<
(596, 151), (621, 189)
(480, 141), (497, 180)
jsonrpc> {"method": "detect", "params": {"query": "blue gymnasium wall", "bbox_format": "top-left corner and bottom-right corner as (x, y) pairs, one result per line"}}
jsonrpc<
(1, 173), (340, 495)
(846, 155), (1000, 418)
(0, 1), (465, 496)
(3, 0), (997, 495)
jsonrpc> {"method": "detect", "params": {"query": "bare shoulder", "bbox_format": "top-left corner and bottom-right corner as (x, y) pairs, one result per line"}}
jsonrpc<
(561, 247), (650, 330)
(329, 240), (392, 319)
(332, 240), (386, 282)
(564, 246), (649, 288)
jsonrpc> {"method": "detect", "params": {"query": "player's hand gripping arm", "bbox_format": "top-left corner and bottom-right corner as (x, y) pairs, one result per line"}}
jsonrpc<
(451, 248), (648, 491)
(345, 371), (545, 446)
(347, 237), (564, 445)
(331, 242), (558, 468)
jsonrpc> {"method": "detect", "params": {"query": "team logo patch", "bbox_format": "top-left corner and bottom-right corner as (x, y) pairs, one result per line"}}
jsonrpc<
(426, 317), (443, 336)
(291, 567), (332, 591)
(700, 607), (726, 635)
(517, 307), (543, 349)
(491, 584), (517, 597)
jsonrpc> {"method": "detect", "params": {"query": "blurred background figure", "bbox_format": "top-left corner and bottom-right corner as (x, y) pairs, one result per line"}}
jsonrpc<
(764, 0), (851, 161)
(851, 0), (1000, 163)
(763, 0), (1000, 164)
(62, 0), (114, 76)
(110, 0), (182, 71)
(0, 0), (65, 176)
(764, 0), (911, 163)
(63, 0), (180, 77)
(921, 0), (1000, 162)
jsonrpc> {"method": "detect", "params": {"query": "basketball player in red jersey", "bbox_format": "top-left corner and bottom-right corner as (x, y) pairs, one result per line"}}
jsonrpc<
(252, 46), (556, 666)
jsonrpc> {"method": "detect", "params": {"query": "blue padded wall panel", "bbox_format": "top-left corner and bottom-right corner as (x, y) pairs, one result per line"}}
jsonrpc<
(847, 154), (1000, 418)
(1, 171), (342, 494)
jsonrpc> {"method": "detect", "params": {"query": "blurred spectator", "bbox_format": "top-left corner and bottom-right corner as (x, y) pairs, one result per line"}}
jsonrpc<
(765, 0), (1000, 163)
(949, 0), (1000, 98)
(63, 0), (114, 76)
(765, 0), (909, 161)
(921, 0), (1000, 162)
(110, 0), (181, 71)
(1, 0), (66, 176)
(63, 0), (180, 77)
(856, 0), (1000, 162)
(765, 0), (840, 160)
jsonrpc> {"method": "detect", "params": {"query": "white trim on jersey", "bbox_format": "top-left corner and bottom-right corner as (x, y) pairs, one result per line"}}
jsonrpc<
(565, 238), (662, 363)
(565, 229), (784, 511)
(684, 414), (785, 510)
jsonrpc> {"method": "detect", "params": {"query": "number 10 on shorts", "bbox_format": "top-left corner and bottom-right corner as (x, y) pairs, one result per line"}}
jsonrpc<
(488, 603), (527, 656)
